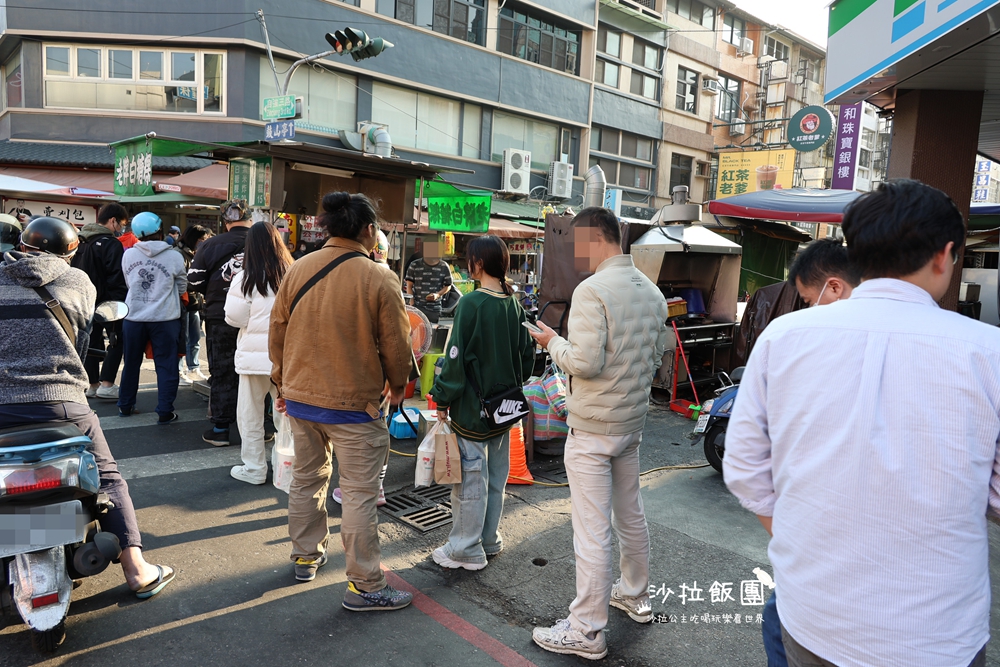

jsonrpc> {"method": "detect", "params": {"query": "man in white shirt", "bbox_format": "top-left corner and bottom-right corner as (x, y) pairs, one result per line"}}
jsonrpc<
(725, 179), (997, 667)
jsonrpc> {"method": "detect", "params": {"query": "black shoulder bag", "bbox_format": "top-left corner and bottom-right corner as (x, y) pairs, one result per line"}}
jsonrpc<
(466, 367), (530, 430)
(288, 250), (366, 316)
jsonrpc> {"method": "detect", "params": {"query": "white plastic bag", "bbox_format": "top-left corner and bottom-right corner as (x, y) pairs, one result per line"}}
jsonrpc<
(272, 412), (295, 494)
(414, 420), (441, 488)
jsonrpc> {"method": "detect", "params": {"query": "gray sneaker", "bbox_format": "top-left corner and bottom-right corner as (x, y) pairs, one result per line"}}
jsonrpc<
(342, 582), (413, 612)
(610, 579), (652, 623)
(532, 618), (607, 660)
(294, 554), (328, 582)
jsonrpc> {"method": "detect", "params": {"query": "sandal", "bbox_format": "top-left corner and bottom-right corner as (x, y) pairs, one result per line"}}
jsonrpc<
(135, 565), (175, 599)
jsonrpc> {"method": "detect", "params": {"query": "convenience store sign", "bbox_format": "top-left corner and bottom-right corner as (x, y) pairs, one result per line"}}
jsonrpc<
(825, 0), (999, 103)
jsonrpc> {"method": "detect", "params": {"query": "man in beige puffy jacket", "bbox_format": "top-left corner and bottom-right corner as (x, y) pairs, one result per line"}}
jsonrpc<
(529, 207), (669, 660)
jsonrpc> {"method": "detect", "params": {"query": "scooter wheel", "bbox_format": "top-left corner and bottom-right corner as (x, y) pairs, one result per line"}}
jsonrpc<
(704, 423), (726, 473)
(30, 620), (66, 653)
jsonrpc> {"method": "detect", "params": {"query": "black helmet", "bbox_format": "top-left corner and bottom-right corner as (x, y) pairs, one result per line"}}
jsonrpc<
(20, 217), (80, 258)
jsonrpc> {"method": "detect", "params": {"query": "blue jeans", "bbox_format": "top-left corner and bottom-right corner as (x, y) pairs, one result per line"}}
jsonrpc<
(442, 432), (510, 565)
(184, 310), (202, 369)
(763, 591), (787, 667)
(118, 319), (181, 418)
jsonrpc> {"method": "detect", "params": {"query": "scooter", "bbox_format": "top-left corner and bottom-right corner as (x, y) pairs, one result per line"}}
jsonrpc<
(0, 301), (128, 652)
(691, 367), (744, 473)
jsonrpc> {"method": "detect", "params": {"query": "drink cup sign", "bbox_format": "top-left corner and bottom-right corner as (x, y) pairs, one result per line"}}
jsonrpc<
(755, 165), (779, 190)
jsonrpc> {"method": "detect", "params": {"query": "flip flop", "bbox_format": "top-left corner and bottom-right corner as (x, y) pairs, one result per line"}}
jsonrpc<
(135, 565), (175, 599)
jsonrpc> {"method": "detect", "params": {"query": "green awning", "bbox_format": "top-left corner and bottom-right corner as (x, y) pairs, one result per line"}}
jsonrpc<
(110, 135), (253, 197)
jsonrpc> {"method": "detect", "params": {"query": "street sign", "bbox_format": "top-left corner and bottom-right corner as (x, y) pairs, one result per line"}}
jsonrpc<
(229, 157), (273, 208)
(265, 120), (295, 142)
(262, 95), (296, 121)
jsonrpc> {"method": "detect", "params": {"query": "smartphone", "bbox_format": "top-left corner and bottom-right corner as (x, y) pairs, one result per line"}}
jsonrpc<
(522, 320), (542, 335)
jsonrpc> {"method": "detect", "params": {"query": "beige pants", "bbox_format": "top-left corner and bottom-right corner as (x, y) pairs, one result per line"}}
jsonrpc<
(287, 416), (389, 593)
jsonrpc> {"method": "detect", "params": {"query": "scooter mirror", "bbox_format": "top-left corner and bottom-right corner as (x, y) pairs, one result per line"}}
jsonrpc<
(94, 301), (129, 323)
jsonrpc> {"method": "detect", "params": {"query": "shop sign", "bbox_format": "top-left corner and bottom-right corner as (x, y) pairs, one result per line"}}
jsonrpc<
(977, 160), (992, 173)
(428, 196), (489, 233)
(228, 157), (273, 208)
(716, 150), (795, 199)
(974, 188), (989, 202)
(114, 139), (154, 197)
(831, 103), (863, 190)
(787, 106), (835, 153)
(5, 198), (96, 226)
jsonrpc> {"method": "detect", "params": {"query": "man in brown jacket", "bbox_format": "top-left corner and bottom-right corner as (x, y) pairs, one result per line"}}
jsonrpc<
(270, 192), (413, 611)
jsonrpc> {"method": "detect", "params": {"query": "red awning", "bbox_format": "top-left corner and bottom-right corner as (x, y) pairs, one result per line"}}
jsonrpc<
(154, 163), (228, 200)
(708, 188), (863, 223)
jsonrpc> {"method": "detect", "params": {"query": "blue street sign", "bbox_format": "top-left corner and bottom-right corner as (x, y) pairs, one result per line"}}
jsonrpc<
(265, 120), (295, 142)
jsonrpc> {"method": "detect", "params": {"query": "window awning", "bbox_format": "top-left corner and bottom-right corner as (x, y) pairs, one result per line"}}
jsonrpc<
(154, 163), (228, 200)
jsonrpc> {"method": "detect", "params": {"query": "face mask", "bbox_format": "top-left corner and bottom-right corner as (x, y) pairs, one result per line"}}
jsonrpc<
(811, 280), (829, 307)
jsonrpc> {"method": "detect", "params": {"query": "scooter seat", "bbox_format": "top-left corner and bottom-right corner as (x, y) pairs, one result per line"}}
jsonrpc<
(0, 423), (86, 449)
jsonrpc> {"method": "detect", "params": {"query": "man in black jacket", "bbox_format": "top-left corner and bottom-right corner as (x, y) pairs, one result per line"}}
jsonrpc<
(72, 203), (129, 400)
(187, 200), (251, 446)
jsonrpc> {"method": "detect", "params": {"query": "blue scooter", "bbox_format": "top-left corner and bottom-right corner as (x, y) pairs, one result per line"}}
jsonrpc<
(692, 367), (743, 473)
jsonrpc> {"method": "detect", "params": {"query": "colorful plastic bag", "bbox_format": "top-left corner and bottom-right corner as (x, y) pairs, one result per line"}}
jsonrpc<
(523, 376), (569, 441)
(540, 366), (568, 419)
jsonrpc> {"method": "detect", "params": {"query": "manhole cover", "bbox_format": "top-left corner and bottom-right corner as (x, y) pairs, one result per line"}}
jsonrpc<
(380, 485), (453, 533)
(530, 461), (568, 485)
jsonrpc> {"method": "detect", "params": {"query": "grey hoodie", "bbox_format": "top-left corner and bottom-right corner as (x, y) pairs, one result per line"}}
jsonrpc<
(122, 240), (187, 322)
(0, 251), (95, 405)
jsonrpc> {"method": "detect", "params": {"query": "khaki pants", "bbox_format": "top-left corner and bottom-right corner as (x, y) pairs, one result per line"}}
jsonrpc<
(287, 416), (389, 593)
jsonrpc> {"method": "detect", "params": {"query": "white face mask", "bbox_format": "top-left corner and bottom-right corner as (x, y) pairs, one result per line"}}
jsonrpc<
(811, 280), (830, 307)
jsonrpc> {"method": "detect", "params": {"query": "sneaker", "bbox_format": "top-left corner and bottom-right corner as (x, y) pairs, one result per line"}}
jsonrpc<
(342, 582), (412, 612)
(190, 368), (208, 381)
(230, 465), (266, 485)
(294, 554), (328, 582)
(85, 386), (98, 398)
(96, 384), (119, 400)
(157, 412), (179, 425)
(178, 371), (193, 386)
(431, 547), (487, 571)
(610, 579), (652, 623)
(202, 427), (230, 447)
(532, 619), (607, 660)
(331, 487), (387, 507)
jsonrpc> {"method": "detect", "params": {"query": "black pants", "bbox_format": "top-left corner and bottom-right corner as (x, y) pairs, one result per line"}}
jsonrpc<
(205, 320), (239, 428)
(0, 402), (142, 550)
(415, 303), (440, 324)
(84, 321), (124, 385)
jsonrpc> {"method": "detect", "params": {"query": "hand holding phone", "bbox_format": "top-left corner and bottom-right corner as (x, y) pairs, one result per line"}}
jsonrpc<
(522, 320), (542, 335)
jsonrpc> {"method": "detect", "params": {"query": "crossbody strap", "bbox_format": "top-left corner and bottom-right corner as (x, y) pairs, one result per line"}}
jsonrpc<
(288, 250), (366, 317)
(33, 286), (76, 346)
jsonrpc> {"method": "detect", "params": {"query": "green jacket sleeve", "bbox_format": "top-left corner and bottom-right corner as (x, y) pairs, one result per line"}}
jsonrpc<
(430, 298), (477, 408)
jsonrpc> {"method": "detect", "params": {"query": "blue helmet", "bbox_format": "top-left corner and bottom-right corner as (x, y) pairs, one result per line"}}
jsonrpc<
(131, 211), (162, 239)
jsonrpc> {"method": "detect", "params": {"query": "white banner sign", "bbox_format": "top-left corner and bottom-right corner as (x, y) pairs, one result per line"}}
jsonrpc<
(3, 198), (98, 227)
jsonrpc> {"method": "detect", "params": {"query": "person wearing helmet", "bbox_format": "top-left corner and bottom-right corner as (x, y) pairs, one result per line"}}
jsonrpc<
(0, 212), (21, 253)
(117, 211), (188, 424)
(72, 203), (130, 400)
(0, 216), (175, 598)
(188, 199), (252, 446)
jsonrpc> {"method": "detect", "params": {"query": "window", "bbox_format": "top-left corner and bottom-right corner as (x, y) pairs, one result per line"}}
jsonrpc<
(462, 104), (482, 158)
(716, 75), (740, 121)
(260, 57), (357, 136)
(597, 26), (621, 58)
(590, 125), (656, 192)
(44, 44), (226, 114)
(675, 67), (697, 113)
(666, 0), (714, 28)
(763, 36), (789, 62)
(621, 133), (653, 161)
(4, 49), (21, 108)
(669, 153), (693, 192)
(632, 40), (660, 70)
(858, 147), (872, 169)
(722, 13), (745, 46)
(492, 111), (560, 170)
(861, 127), (876, 150)
(630, 71), (658, 100)
(803, 56), (821, 83)
(629, 39), (661, 100)
(596, 60), (619, 88)
(497, 7), (580, 75)
(380, 0), (486, 45)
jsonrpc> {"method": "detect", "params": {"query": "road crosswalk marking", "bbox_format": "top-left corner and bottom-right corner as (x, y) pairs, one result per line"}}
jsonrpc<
(117, 446), (245, 480)
(99, 407), (207, 431)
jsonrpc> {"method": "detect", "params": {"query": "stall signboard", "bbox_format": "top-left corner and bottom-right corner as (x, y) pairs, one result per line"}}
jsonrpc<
(831, 103), (863, 190)
(114, 139), (154, 197)
(5, 199), (97, 226)
(228, 157), (273, 208)
(788, 106), (835, 153)
(426, 185), (490, 233)
(262, 95), (296, 121)
(716, 150), (795, 198)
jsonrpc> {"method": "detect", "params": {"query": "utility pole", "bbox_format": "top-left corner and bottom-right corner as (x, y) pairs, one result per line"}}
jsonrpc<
(256, 10), (282, 94)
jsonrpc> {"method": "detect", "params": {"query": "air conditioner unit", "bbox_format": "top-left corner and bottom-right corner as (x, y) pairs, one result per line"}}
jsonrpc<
(547, 161), (574, 199)
(502, 149), (531, 195)
(701, 78), (720, 95)
(737, 37), (754, 56)
(730, 120), (746, 136)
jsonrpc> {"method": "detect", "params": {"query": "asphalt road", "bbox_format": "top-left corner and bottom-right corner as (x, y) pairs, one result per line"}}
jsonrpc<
(3, 364), (1000, 667)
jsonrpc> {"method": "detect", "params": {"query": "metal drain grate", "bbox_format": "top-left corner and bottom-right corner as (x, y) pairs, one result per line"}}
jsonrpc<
(530, 462), (568, 485)
(380, 485), (453, 532)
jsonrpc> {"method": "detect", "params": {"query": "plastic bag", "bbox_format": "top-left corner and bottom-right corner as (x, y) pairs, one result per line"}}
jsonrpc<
(414, 420), (441, 488)
(272, 412), (295, 494)
(524, 376), (568, 441)
(541, 366), (568, 419)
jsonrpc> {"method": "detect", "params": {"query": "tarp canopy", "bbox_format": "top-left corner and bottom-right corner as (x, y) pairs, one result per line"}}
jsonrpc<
(0, 167), (114, 192)
(708, 188), (863, 223)
(154, 163), (228, 200)
(0, 174), (110, 197)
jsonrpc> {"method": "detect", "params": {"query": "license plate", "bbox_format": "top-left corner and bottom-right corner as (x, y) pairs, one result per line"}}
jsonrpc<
(0, 500), (86, 558)
(694, 414), (710, 434)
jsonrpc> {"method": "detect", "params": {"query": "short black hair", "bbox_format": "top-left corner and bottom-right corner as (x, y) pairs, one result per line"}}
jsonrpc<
(571, 207), (621, 245)
(319, 192), (378, 240)
(98, 203), (128, 224)
(788, 238), (860, 289)
(841, 179), (965, 280)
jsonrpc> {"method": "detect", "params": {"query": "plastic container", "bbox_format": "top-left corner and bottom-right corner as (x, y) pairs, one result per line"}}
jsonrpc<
(427, 395), (437, 410)
(405, 379), (416, 399)
(667, 298), (688, 318)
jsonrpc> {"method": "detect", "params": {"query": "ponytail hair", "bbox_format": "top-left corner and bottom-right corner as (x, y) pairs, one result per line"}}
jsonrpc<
(318, 192), (378, 241)
(466, 235), (511, 295)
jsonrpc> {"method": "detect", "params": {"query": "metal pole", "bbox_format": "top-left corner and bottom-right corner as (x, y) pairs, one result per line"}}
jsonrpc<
(256, 10), (283, 94)
(280, 50), (336, 96)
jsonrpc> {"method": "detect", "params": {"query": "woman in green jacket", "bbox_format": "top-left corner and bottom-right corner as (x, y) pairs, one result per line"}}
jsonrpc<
(429, 235), (535, 570)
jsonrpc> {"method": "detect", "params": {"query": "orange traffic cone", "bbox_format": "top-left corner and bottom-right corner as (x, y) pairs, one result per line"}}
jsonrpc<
(507, 422), (533, 485)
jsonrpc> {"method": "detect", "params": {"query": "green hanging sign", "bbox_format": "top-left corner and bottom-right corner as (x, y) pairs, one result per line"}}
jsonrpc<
(425, 181), (491, 233)
(113, 138), (154, 197)
(228, 157), (273, 208)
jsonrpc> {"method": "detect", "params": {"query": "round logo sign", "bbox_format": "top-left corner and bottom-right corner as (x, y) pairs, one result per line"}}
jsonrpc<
(787, 106), (834, 153)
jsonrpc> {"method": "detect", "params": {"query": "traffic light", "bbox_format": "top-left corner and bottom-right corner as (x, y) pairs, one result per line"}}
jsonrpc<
(325, 28), (394, 62)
